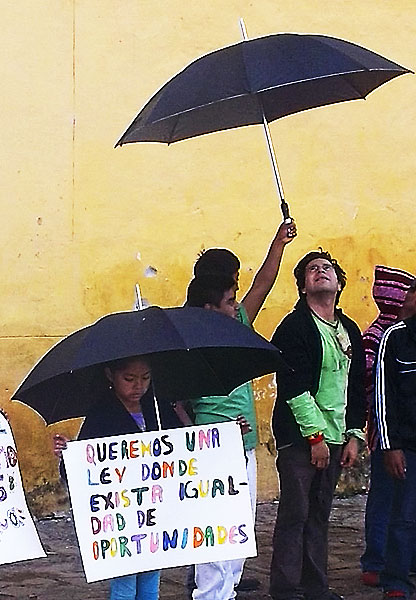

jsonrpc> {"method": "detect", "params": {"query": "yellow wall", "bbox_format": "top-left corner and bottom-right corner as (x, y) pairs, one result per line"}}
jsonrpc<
(1, 1), (415, 504)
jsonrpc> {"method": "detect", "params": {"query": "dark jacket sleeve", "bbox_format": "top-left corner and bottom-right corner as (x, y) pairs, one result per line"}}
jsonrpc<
(271, 308), (322, 448)
(271, 311), (320, 401)
(343, 317), (366, 431)
(375, 329), (401, 450)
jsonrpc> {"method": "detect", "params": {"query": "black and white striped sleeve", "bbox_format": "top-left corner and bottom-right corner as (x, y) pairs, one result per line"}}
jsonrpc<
(375, 322), (404, 450)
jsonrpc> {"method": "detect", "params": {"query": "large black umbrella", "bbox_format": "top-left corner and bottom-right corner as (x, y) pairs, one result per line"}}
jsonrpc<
(12, 306), (285, 425)
(116, 30), (411, 220)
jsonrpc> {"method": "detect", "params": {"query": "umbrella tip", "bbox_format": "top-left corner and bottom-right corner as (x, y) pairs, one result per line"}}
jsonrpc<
(239, 17), (248, 41)
(114, 134), (125, 148)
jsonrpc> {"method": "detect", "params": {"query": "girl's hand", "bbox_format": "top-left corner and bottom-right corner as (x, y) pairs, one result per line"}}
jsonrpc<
(236, 415), (252, 436)
(53, 434), (69, 458)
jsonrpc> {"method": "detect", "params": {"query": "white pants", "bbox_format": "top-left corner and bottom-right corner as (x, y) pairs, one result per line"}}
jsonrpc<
(193, 449), (257, 600)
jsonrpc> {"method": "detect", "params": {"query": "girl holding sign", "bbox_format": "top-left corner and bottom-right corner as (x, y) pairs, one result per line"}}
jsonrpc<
(53, 356), (184, 600)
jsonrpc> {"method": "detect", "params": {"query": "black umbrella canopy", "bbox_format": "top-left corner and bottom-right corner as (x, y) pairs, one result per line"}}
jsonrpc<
(12, 306), (285, 425)
(116, 33), (411, 145)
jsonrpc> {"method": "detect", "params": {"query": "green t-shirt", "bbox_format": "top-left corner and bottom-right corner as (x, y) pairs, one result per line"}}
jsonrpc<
(287, 314), (363, 444)
(191, 305), (257, 451)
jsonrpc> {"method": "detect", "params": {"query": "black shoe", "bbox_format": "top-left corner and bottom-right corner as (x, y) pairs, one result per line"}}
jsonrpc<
(235, 577), (261, 592)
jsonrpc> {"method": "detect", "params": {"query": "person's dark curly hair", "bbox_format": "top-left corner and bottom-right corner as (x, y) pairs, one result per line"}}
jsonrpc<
(193, 248), (240, 278)
(294, 249), (347, 305)
(186, 273), (236, 308)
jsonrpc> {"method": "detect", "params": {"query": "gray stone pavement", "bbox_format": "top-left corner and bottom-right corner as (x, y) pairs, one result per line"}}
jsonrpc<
(0, 495), (381, 599)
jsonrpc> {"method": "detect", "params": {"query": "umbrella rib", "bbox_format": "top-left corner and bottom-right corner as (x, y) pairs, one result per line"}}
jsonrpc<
(338, 74), (367, 100)
(167, 113), (181, 145)
(312, 36), (411, 95)
(152, 92), (250, 123)
(144, 69), (399, 127)
(191, 346), (236, 396)
(48, 388), (72, 424)
(166, 311), (237, 395)
(254, 69), (397, 94)
(312, 35), (393, 72)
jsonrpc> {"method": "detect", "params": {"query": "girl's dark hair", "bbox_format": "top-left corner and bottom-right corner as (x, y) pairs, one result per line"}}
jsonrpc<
(186, 273), (236, 308)
(105, 356), (150, 373)
(294, 249), (347, 305)
(193, 248), (240, 277)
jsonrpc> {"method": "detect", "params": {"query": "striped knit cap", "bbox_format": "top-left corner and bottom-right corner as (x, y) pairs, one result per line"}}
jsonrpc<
(364, 265), (415, 450)
(371, 265), (415, 325)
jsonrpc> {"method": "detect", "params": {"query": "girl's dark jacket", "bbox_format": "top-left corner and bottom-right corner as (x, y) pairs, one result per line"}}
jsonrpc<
(77, 387), (181, 440)
(60, 388), (181, 479)
(271, 298), (366, 450)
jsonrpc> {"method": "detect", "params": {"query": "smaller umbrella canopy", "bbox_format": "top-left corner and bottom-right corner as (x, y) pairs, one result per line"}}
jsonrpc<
(12, 306), (285, 425)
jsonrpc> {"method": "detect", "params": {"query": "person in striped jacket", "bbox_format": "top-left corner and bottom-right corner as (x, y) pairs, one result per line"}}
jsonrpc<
(361, 266), (415, 587)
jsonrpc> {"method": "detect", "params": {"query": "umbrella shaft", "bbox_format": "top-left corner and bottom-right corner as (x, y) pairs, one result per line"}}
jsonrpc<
(261, 113), (285, 203)
(239, 18), (248, 41)
(239, 18), (289, 220)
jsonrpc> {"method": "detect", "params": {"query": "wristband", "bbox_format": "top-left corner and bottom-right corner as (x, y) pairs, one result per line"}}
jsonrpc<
(308, 432), (324, 446)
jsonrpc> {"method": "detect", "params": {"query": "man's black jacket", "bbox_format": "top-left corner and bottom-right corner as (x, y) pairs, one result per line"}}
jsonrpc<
(271, 298), (366, 449)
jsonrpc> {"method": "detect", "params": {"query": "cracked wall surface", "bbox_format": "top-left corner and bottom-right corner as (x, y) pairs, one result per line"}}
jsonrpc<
(1, 0), (415, 508)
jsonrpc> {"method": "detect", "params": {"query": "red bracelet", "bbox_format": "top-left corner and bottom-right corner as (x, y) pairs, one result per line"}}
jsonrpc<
(308, 432), (324, 445)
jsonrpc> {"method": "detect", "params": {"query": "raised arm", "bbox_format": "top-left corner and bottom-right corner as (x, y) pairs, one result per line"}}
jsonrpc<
(241, 220), (297, 323)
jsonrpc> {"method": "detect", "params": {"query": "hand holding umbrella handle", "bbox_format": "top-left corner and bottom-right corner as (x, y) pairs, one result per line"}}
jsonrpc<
(281, 201), (295, 238)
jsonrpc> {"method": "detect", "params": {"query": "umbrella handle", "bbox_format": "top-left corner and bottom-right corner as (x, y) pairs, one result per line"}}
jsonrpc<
(151, 384), (162, 431)
(281, 200), (291, 223)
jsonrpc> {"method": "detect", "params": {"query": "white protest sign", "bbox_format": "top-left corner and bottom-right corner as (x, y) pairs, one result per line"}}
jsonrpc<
(0, 412), (46, 563)
(63, 421), (256, 583)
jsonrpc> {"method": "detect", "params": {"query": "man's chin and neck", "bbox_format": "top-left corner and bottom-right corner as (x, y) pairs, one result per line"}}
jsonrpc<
(305, 291), (337, 320)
